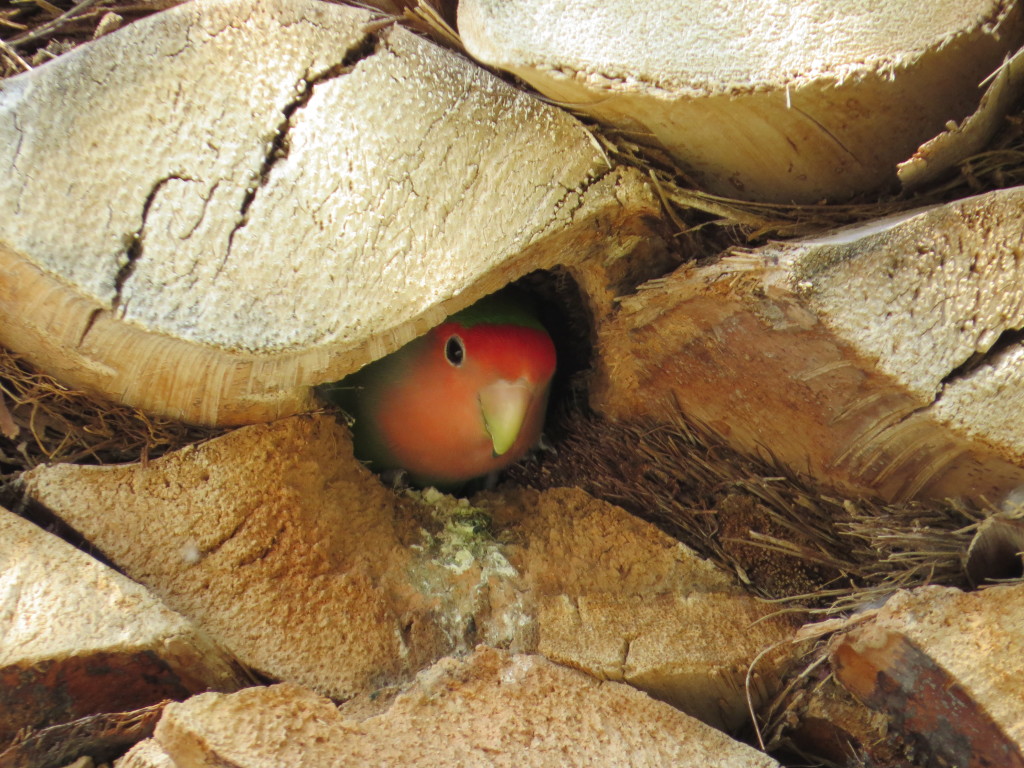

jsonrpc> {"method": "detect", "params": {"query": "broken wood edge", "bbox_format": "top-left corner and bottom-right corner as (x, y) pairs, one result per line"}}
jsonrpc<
(829, 624), (1024, 767)
(600, 245), (1024, 503)
(0, 702), (166, 768)
(460, 2), (1024, 203)
(899, 46), (1024, 190)
(460, 0), (1021, 98)
(0, 239), (321, 426)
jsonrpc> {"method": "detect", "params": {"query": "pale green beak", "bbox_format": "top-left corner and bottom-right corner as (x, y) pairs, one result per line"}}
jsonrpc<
(479, 378), (533, 457)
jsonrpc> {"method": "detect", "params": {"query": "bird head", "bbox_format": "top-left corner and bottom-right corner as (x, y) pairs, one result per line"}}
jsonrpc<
(327, 290), (557, 490)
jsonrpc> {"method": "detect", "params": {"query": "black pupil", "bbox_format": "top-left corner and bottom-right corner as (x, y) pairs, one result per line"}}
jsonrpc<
(445, 336), (464, 366)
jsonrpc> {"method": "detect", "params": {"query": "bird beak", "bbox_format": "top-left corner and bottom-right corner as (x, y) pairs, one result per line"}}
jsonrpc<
(479, 378), (533, 457)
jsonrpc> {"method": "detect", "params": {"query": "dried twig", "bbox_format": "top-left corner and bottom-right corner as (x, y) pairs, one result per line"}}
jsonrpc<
(6, 0), (100, 49)
(0, 37), (31, 71)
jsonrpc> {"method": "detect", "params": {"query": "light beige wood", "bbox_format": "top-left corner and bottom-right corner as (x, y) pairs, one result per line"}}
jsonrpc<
(0, 0), (657, 425)
(20, 416), (434, 700)
(21, 415), (798, 730)
(535, 592), (796, 732)
(491, 487), (800, 732)
(115, 740), (176, 768)
(592, 187), (1024, 503)
(148, 650), (782, 767)
(460, 0), (1024, 203)
(899, 47), (1024, 190)
(0, 507), (244, 742)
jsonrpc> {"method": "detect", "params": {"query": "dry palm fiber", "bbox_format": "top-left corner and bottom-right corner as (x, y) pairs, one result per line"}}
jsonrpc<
(0, 348), (217, 474)
(510, 402), (996, 615)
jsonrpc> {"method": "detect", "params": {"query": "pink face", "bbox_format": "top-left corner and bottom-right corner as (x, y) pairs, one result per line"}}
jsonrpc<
(374, 320), (556, 486)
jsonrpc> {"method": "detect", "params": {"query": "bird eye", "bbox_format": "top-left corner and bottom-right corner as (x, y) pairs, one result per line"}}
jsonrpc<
(445, 335), (465, 367)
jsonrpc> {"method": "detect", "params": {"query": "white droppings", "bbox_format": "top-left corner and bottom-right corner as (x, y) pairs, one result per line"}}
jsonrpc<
(180, 539), (202, 564)
(1002, 485), (1024, 515)
(500, 653), (534, 685)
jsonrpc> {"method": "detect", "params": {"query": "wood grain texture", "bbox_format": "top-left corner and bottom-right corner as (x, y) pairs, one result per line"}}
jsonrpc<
(0, 508), (244, 743)
(148, 650), (782, 767)
(22, 418), (797, 730)
(593, 187), (1024, 503)
(460, 0), (1024, 202)
(21, 416), (430, 701)
(0, 0), (658, 425)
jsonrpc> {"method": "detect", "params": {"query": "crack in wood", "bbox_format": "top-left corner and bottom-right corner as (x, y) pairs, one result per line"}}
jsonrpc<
(76, 306), (102, 349)
(939, 325), (1024, 389)
(224, 27), (387, 259)
(115, 174), (183, 314)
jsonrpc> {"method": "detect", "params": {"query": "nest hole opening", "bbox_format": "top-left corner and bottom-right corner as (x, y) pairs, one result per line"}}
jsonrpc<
(458, 268), (596, 497)
(966, 515), (1024, 587)
(509, 267), (595, 433)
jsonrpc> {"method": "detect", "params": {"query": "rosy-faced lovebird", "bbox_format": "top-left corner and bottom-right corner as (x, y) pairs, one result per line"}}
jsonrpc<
(321, 291), (557, 490)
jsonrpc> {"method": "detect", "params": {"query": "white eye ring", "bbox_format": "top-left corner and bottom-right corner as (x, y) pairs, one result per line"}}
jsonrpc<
(445, 335), (465, 367)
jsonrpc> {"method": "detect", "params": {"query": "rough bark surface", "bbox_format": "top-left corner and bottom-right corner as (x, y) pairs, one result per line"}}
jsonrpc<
(829, 584), (1024, 767)
(20, 415), (799, 730)
(117, 738), (176, 768)
(0, 508), (244, 743)
(488, 487), (800, 732)
(460, 0), (1024, 202)
(593, 187), (1024, 503)
(0, 0), (659, 425)
(20, 416), (430, 700)
(132, 649), (782, 767)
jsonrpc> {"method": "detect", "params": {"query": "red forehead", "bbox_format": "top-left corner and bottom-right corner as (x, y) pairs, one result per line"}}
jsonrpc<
(433, 320), (556, 382)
